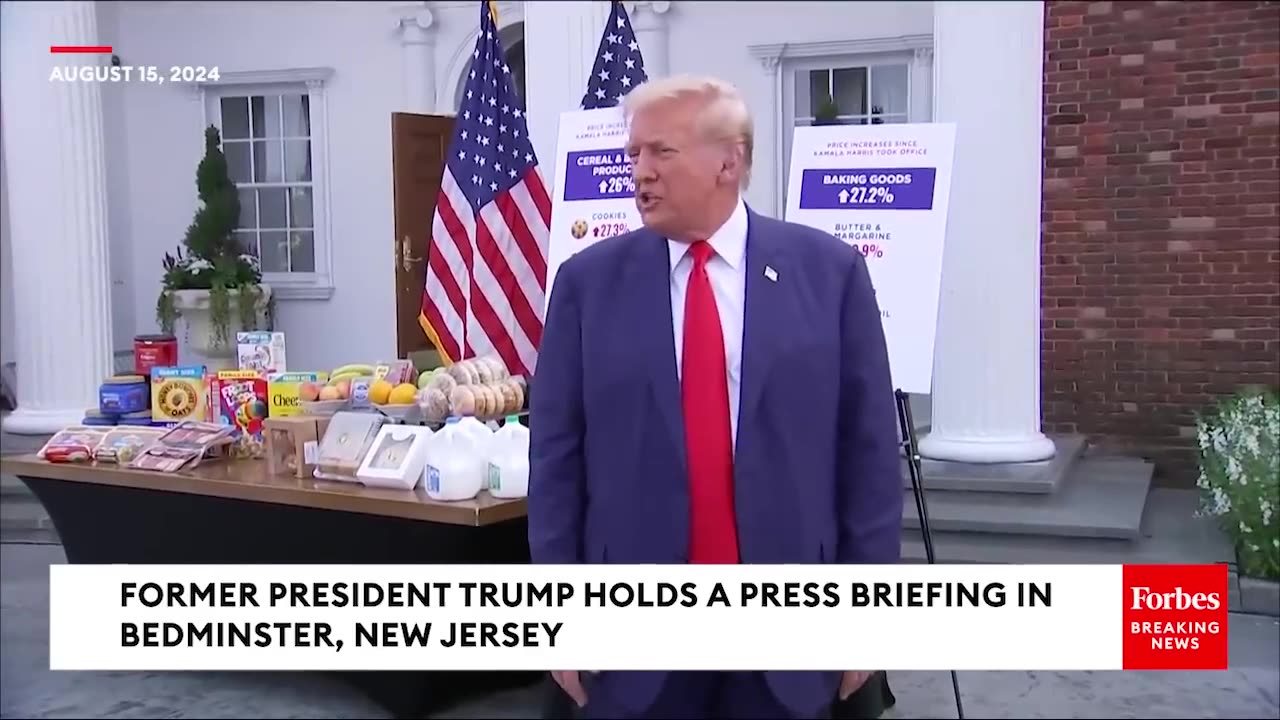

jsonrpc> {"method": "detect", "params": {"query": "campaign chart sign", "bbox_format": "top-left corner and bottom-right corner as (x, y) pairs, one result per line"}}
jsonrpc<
(785, 124), (956, 395)
(546, 107), (640, 315)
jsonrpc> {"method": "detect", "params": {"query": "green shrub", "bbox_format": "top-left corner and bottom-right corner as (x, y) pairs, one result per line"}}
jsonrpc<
(1195, 388), (1280, 581)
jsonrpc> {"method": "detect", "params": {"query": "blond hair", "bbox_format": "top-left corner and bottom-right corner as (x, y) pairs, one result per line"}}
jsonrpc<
(622, 74), (755, 190)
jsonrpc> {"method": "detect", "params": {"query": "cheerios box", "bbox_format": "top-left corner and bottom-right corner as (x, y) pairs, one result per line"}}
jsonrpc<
(150, 366), (209, 424)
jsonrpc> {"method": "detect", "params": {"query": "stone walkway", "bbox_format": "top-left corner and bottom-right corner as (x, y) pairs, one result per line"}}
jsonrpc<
(1, 543), (1277, 719)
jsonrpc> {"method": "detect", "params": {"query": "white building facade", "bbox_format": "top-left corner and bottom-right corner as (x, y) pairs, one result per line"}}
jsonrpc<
(0, 0), (1054, 465)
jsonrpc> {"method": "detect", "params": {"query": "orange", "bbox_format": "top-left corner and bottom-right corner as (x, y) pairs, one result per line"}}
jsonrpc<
(369, 379), (394, 405)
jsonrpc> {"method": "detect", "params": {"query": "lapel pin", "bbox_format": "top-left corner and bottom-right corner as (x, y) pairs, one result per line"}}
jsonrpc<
(764, 266), (778, 283)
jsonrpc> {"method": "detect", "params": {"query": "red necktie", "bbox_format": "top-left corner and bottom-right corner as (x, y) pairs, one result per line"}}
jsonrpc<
(681, 241), (740, 564)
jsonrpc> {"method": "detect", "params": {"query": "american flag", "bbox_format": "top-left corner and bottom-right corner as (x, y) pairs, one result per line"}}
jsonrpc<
(581, 0), (649, 110)
(420, 1), (551, 378)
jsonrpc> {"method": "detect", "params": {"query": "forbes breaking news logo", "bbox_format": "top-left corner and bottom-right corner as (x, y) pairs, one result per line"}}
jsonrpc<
(1122, 564), (1229, 670)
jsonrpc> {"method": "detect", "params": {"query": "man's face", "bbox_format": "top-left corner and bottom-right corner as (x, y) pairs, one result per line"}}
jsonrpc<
(625, 96), (723, 239)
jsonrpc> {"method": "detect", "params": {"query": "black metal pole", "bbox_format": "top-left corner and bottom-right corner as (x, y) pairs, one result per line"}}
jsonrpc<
(895, 389), (965, 720)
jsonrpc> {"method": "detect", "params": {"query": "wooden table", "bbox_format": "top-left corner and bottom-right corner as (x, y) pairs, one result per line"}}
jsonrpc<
(1, 454), (537, 718)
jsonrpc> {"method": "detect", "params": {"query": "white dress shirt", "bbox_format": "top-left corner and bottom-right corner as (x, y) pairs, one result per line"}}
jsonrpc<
(667, 198), (748, 450)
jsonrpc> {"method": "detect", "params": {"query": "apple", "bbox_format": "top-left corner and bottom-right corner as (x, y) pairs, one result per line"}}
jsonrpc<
(299, 382), (321, 402)
(318, 385), (341, 401)
(333, 378), (352, 400)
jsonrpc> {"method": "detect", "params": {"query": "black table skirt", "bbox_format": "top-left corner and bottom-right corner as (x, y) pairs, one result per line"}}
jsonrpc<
(20, 474), (540, 719)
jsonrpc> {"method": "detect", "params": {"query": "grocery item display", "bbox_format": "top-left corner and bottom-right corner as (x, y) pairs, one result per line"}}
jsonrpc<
(38, 421), (234, 471)
(419, 356), (527, 423)
(39, 331), (533, 505)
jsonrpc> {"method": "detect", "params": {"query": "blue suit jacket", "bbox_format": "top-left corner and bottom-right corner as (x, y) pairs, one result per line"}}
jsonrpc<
(528, 207), (903, 716)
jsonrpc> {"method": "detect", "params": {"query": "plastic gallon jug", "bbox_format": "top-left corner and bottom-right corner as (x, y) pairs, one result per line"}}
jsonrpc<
(487, 416), (530, 499)
(456, 415), (493, 447)
(423, 417), (486, 501)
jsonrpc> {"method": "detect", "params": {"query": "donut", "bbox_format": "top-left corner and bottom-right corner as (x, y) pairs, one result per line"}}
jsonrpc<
(481, 353), (506, 381)
(449, 385), (477, 416)
(446, 363), (471, 385)
(473, 385), (494, 417)
(497, 382), (519, 415)
(473, 359), (494, 384)
(421, 388), (450, 422)
(460, 360), (482, 385)
(427, 371), (457, 395)
(507, 378), (525, 412)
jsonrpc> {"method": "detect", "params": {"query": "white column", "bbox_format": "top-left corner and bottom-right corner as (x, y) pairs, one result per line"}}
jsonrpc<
(522, 0), (612, 179)
(626, 1), (671, 79)
(394, 5), (437, 113)
(909, 46), (933, 125)
(0, 1), (115, 434)
(917, 0), (1056, 464)
(752, 52), (784, 217)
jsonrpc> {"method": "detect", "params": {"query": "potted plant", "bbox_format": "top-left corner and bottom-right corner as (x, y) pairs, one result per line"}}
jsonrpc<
(156, 125), (273, 367)
(1195, 387), (1280, 585)
(813, 92), (841, 126)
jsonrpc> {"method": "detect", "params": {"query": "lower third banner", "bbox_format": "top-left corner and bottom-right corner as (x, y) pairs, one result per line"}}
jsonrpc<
(49, 563), (1229, 672)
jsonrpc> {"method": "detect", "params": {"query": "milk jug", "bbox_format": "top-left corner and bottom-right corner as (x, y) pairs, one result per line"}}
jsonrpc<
(422, 417), (486, 501)
(455, 415), (494, 457)
(487, 416), (530, 498)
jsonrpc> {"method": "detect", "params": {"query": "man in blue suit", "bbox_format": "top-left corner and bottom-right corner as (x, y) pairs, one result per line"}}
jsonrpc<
(528, 75), (904, 720)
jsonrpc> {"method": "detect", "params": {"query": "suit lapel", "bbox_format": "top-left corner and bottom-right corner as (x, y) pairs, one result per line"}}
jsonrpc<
(630, 230), (688, 478)
(629, 210), (790, 477)
(740, 210), (790, 432)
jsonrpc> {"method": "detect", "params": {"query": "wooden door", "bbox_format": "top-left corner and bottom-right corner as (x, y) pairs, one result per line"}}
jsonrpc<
(391, 112), (454, 367)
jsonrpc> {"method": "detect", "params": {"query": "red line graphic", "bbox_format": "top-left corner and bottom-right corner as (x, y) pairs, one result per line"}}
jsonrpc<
(50, 46), (113, 54)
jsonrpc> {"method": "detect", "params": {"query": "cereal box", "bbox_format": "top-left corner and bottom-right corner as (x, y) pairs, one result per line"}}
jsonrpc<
(210, 369), (270, 458)
(237, 331), (287, 375)
(150, 366), (209, 424)
(267, 371), (328, 418)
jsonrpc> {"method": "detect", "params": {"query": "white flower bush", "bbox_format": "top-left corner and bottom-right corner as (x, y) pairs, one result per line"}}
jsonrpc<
(1195, 388), (1280, 580)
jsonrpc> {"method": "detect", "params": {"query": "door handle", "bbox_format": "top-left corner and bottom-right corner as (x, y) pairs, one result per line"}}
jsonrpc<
(400, 235), (423, 272)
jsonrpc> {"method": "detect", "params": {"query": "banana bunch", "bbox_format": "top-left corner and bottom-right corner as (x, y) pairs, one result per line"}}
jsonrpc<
(329, 364), (375, 382)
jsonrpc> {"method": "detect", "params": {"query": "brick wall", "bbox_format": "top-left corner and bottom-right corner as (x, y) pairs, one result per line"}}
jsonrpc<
(1041, 0), (1280, 484)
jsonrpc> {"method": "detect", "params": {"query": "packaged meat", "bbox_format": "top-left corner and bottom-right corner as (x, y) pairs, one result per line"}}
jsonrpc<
(37, 427), (110, 460)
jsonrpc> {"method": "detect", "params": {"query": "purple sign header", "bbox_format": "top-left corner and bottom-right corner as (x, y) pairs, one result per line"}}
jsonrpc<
(798, 167), (936, 210)
(563, 149), (635, 202)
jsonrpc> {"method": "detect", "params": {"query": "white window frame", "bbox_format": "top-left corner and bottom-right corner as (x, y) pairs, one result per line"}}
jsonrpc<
(198, 67), (336, 300)
(788, 59), (914, 127)
(749, 36), (934, 216)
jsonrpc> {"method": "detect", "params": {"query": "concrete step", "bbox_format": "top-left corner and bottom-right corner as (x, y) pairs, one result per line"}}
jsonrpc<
(1, 494), (52, 531)
(900, 487), (1231, 565)
(1, 474), (32, 497)
(0, 526), (60, 544)
(901, 455), (1154, 540)
(901, 435), (1086, 494)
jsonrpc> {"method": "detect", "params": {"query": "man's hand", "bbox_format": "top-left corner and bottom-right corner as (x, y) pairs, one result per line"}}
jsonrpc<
(838, 670), (873, 700)
(552, 670), (588, 707)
